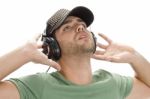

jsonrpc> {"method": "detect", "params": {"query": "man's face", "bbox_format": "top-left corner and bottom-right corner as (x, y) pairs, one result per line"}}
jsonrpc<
(55, 16), (95, 56)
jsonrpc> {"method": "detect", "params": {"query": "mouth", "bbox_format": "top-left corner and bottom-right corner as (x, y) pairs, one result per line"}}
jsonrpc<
(78, 35), (88, 40)
(77, 32), (89, 40)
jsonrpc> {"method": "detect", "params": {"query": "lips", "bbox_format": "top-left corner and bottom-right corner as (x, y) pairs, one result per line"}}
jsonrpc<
(77, 32), (89, 40)
(78, 35), (88, 40)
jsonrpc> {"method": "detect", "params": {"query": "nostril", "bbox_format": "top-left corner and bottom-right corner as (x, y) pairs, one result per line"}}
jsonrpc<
(76, 25), (84, 32)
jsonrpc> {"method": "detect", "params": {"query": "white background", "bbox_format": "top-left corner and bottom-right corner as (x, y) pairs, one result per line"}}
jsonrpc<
(0, 0), (150, 80)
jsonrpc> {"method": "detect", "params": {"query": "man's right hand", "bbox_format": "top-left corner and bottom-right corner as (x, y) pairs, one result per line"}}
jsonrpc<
(23, 34), (61, 71)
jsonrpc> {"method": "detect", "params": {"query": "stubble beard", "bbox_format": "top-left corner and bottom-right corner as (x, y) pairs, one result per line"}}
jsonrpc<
(61, 40), (95, 56)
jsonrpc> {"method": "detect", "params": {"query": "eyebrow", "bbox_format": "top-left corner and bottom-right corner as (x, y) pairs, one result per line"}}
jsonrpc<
(62, 17), (85, 26)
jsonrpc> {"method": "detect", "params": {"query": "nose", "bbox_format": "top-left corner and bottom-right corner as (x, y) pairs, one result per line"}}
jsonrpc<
(76, 24), (85, 32)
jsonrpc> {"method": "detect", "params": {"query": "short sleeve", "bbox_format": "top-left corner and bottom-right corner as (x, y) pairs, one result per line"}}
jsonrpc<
(112, 73), (133, 98)
(8, 73), (46, 99)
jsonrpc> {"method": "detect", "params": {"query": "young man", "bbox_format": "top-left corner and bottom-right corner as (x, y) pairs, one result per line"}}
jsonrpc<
(0, 6), (150, 99)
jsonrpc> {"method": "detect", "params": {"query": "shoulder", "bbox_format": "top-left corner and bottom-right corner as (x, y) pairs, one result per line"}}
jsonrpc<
(8, 72), (58, 99)
(8, 72), (59, 90)
(93, 69), (133, 98)
(93, 69), (132, 82)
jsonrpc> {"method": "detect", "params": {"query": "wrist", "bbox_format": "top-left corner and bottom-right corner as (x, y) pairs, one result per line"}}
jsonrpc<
(129, 50), (144, 65)
(20, 44), (34, 63)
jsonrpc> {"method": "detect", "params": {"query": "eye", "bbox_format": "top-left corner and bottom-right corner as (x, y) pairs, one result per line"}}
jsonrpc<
(82, 23), (87, 28)
(63, 25), (72, 31)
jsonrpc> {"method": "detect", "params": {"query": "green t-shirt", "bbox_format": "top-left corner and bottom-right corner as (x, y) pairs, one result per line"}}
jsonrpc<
(9, 69), (133, 99)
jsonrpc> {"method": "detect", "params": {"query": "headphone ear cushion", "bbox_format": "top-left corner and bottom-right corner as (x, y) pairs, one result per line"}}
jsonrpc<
(91, 32), (97, 53)
(42, 37), (61, 61)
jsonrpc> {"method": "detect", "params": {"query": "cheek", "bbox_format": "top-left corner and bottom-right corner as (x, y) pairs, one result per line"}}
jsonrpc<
(55, 31), (77, 48)
(56, 35), (71, 47)
(57, 33), (75, 43)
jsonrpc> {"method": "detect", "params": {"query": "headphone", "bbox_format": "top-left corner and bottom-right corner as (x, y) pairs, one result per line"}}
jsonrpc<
(42, 33), (61, 61)
(42, 30), (97, 61)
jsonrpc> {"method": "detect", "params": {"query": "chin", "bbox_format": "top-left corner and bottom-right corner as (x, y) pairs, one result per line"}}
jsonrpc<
(81, 44), (95, 53)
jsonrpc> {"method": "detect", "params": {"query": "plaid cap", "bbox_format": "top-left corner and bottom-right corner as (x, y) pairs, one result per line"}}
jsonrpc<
(44, 6), (94, 37)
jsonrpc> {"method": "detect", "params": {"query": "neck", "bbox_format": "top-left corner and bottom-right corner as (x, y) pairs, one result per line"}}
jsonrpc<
(58, 54), (93, 85)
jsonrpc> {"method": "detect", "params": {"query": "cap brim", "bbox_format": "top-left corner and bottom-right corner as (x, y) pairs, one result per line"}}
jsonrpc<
(68, 6), (94, 27)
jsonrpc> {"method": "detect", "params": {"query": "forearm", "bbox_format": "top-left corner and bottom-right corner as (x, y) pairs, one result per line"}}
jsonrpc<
(0, 46), (30, 80)
(130, 51), (150, 87)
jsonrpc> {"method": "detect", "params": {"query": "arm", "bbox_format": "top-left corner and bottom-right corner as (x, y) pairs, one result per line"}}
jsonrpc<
(129, 52), (150, 87)
(0, 34), (60, 80)
(0, 45), (30, 80)
(92, 33), (150, 98)
(0, 34), (60, 99)
(126, 51), (150, 99)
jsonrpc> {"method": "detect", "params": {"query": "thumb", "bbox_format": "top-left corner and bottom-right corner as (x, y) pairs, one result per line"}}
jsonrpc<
(44, 59), (61, 71)
(32, 50), (61, 70)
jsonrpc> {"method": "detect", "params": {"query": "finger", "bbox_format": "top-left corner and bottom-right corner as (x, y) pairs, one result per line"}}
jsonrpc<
(98, 33), (112, 44)
(92, 54), (120, 62)
(94, 50), (105, 55)
(40, 56), (61, 71)
(37, 41), (43, 48)
(92, 54), (108, 60)
(47, 59), (61, 71)
(34, 51), (61, 71)
(105, 56), (120, 63)
(108, 52), (130, 63)
(33, 33), (42, 42)
(97, 42), (108, 49)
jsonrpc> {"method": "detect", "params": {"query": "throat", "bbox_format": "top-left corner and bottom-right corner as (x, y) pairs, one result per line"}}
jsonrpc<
(59, 69), (93, 85)
(58, 54), (93, 85)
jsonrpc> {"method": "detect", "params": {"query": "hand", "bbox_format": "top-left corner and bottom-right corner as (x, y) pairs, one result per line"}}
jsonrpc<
(92, 33), (136, 63)
(23, 34), (61, 71)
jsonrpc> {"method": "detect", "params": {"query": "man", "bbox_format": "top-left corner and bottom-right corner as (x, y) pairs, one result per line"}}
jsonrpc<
(0, 6), (150, 99)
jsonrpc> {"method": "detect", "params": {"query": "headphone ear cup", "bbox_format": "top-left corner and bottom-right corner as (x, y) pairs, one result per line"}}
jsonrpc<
(42, 37), (61, 61)
(91, 32), (97, 53)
